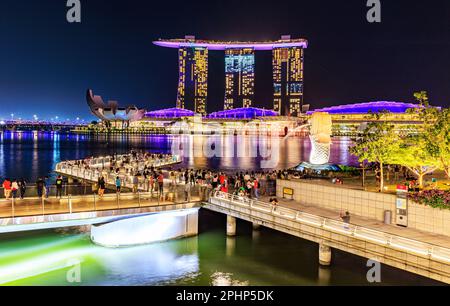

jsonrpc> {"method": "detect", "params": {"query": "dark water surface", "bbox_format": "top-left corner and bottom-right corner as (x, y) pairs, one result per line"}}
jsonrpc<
(0, 131), (358, 182)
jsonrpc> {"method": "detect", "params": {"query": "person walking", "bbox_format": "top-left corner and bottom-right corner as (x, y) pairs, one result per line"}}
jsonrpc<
(18, 178), (26, 199)
(2, 178), (12, 199)
(55, 176), (63, 198)
(44, 176), (51, 198)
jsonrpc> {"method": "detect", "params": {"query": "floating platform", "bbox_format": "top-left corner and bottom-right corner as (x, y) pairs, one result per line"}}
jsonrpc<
(293, 162), (342, 172)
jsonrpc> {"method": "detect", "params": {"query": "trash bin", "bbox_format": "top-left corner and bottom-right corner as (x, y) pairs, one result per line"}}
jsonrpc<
(384, 210), (392, 225)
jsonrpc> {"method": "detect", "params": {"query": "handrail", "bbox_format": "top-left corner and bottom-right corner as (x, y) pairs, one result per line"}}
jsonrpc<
(54, 154), (181, 191)
(0, 184), (205, 223)
(210, 191), (450, 264)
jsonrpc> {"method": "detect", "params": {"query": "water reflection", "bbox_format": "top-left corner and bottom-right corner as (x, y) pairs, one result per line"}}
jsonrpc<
(0, 131), (359, 182)
(0, 231), (199, 286)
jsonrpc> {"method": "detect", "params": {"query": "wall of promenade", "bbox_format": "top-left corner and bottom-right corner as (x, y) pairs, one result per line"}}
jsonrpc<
(276, 179), (450, 237)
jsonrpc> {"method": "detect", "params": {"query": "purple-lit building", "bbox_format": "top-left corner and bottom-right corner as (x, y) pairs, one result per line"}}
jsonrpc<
(144, 108), (196, 118)
(307, 101), (422, 115)
(206, 107), (278, 119)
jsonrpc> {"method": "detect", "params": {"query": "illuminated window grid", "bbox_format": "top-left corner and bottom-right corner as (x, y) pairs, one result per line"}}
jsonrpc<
(272, 47), (304, 116)
(224, 48), (255, 110)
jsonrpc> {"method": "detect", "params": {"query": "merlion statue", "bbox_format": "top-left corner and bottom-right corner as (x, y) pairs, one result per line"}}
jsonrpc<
(309, 112), (332, 165)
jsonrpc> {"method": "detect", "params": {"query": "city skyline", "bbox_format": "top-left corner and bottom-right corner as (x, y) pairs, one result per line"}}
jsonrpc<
(0, 0), (449, 120)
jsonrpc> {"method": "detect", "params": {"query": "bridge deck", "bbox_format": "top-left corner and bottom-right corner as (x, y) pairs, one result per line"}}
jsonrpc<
(259, 196), (450, 249)
(0, 192), (202, 220)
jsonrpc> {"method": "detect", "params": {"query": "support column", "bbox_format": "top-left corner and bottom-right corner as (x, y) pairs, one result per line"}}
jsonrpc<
(226, 237), (236, 257)
(252, 223), (261, 230)
(318, 266), (331, 285)
(319, 243), (332, 266)
(226, 215), (236, 236)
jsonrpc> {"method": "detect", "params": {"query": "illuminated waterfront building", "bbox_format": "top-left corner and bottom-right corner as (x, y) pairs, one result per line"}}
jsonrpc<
(154, 36), (308, 116)
(273, 39), (305, 117)
(176, 44), (209, 116)
(224, 48), (255, 110)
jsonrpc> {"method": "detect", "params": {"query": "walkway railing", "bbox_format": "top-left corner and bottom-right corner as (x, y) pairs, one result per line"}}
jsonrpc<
(55, 155), (181, 191)
(0, 184), (206, 221)
(210, 191), (450, 264)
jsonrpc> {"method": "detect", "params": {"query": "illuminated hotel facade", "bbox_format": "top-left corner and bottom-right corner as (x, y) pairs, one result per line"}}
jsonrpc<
(273, 46), (304, 116)
(176, 47), (208, 116)
(224, 48), (255, 110)
(154, 36), (308, 117)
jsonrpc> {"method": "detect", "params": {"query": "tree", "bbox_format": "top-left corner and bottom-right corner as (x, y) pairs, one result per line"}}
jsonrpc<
(425, 108), (450, 179)
(350, 112), (401, 192)
(392, 136), (440, 188)
(411, 91), (450, 180)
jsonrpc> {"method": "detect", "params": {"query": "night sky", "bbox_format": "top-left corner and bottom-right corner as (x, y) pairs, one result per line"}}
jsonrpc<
(0, 0), (449, 120)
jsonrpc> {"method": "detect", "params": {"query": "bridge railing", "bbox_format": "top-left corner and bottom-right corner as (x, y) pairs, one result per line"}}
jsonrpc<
(210, 191), (450, 264)
(0, 183), (206, 221)
(55, 155), (181, 191)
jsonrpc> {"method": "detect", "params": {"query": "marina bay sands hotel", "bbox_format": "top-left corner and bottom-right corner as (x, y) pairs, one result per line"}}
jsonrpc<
(153, 35), (308, 117)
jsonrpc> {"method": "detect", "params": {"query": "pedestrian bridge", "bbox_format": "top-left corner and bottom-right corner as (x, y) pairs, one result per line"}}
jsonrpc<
(0, 188), (203, 233)
(54, 154), (181, 192)
(206, 191), (450, 284)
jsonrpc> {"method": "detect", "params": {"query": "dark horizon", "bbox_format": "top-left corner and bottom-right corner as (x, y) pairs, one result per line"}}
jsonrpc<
(0, 0), (449, 120)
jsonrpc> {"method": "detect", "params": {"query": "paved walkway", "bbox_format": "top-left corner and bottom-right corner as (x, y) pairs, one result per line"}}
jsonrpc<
(261, 195), (450, 249)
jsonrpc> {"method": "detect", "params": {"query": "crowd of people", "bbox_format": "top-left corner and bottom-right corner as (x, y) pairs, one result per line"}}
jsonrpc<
(161, 168), (282, 200)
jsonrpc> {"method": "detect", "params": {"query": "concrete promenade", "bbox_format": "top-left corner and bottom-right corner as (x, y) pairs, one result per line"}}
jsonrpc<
(206, 191), (450, 284)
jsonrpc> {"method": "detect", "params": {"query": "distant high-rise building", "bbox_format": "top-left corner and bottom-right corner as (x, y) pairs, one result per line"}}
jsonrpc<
(176, 46), (208, 115)
(224, 48), (255, 110)
(273, 42), (305, 116)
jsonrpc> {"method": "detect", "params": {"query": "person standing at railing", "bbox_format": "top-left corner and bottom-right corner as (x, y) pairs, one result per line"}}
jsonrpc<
(115, 176), (122, 194)
(56, 176), (63, 198)
(2, 178), (12, 199)
(253, 178), (259, 199)
(18, 178), (26, 199)
(11, 179), (19, 199)
(169, 171), (176, 187)
(98, 176), (106, 198)
(246, 179), (253, 199)
(184, 180), (191, 202)
(36, 177), (44, 198)
(132, 175), (139, 193)
(269, 198), (279, 211)
(157, 172), (164, 198)
(44, 176), (51, 198)
(340, 211), (351, 230)
(148, 174), (154, 195)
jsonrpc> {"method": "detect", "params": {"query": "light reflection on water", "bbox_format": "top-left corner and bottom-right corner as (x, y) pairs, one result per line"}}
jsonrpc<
(0, 131), (359, 181)
(0, 211), (441, 286)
